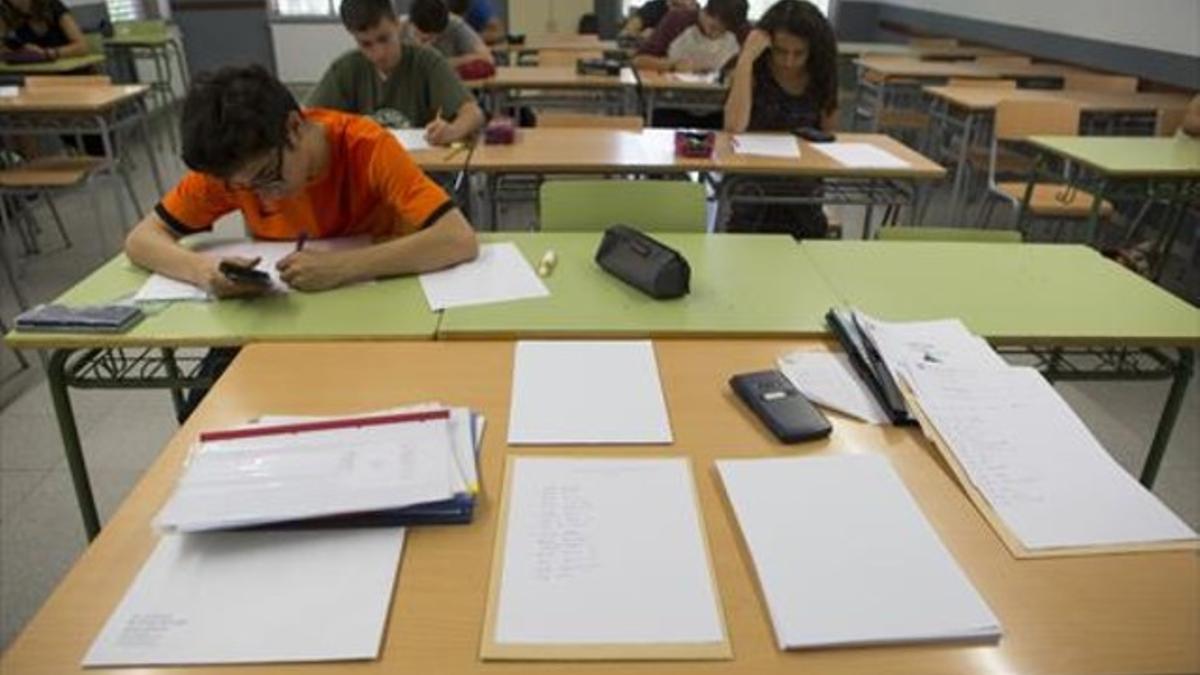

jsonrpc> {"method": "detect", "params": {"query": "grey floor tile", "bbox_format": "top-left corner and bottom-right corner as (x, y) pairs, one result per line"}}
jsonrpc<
(0, 469), (51, 522)
(79, 390), (180, 471)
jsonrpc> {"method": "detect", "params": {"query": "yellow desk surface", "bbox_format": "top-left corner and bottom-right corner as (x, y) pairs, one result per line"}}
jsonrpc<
(856, 57), (1084, 81)
(0, 83), (149, 112)
(499, 34), (616, 52)
(465, 65), (636, 90)
(2, 340), (1196, 675)
(924, 86), (1192, 114)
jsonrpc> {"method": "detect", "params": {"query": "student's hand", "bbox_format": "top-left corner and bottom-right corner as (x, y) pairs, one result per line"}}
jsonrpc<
(203, 256), (270, 299)
(742, 29), (772, 63)
(672, 57), (697, 73)
(424, 113), (454, 146)
(276, 250), (353, 292)
(21, 44), (48, 56)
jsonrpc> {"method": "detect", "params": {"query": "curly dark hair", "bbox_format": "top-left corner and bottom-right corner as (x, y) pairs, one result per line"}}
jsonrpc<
(445, 0), (469, 15)
(339, 0), (396, 32)
(411, 0), (450, 34)
(758, 0), (838, 115)
(180, 64), (299, 179)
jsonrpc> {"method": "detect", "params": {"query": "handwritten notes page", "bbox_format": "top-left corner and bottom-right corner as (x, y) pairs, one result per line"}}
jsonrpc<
(718, 454), (1000, 649)
(778, 350), (890, 424)
(485, 457), (728, 659)
(908, 365), (1197, 551)
(84, 528), (405, 666)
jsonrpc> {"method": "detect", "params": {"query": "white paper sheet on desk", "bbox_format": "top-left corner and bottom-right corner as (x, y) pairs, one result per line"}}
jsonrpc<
(132, 236), (370, 303)
(732, 133), (801, 158)
(906, 365), (1198, 550)
(419, 242), (549, 310)
(670, 72), (720, 84)
(154, 413), (456, 532)
(493, 457), (725, 646)
(854, 311), (1006, 388)
(813, 142), (910, 169)
(717, 454), (1000, 649)
(84, 527), (405, 666)
(777, 351), (890, 425)
(0, 86), (20, 97)
(508, 340), (672, 444)
(391, 127), (432, 152)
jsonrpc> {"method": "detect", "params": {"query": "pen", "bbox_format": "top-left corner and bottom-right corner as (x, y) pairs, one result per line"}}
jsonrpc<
(296, 233), (307, 252)
(537, 249), (557, 277)
(443, 141), (468, 161)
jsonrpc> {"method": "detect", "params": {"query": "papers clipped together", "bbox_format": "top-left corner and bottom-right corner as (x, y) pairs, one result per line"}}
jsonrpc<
(155, 404), (485, 532)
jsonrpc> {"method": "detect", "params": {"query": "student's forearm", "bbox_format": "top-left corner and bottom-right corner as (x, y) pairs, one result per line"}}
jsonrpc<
(632, 54), (672, 72)
(55, 39), (89, 57)
(125, 217), (210, 286)
(449, 103), (485, 140)
(723, 60), (755, 132)
(448, 49), (494, 67)
(342, 210), (478, 280)
(620, 17), (644, 37)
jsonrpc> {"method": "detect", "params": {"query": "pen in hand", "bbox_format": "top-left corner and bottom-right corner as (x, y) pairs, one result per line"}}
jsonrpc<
(296, 233), (307, 253)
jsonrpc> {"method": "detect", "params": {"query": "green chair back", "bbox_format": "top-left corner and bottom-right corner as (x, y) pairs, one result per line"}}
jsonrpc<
(877, 226), (1023, 243)
(538, 179), (708, 232)
(112, 20), (170, 40)
(84, 32), (104, 54)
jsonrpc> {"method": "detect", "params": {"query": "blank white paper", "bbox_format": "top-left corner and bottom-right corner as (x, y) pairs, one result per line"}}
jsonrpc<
(778, 351), (890, 425)
(391, 128), (432, 152)
(155, 414), (456, 532)
(84, 528), (405, 666)
(718, 454), (1000, 649)
(494, 457), (724, 645)
(814, 142), (910, 169)
(732, 133), (801, 158)
(419, 242), (549, 310)
(907, 365), (1198, 550)
(508, 340), (672, 444)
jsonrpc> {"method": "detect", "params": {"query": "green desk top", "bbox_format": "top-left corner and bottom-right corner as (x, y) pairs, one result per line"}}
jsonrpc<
(4, 253), (439, 350)
(1029, 135), (1200, 179)
(803, 240), (1200, 346)
(104, 35), (172, 47)
(0, 53), (105, 74)
(438, 232), (838, 338)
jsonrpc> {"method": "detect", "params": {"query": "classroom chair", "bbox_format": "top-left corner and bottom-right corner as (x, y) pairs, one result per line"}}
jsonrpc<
(975, 99), (1114, 240)
(539, 179), (708, 232)
(1155, 107), (1185, 136)
(1062, 72), (1139, 93)
(947, 78), (1018, 89)
(877, 225), (1022, 243)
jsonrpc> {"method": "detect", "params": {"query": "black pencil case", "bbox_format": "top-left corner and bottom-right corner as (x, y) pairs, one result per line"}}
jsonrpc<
(594, 225), (691, 300)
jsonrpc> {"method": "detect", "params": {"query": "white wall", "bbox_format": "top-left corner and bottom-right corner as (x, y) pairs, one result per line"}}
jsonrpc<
(859, 0), (1200, 57)
(270, 22), (355, 83)
(509, 0), (591, 35)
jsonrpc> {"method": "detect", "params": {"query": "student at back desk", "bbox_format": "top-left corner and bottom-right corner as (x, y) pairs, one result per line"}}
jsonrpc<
(308, 0), (485, 146)
(0, 0), (89, 61)
(400, 0), (493, 69)
(724, 0), (837, 238)
(446, 0), (503, 46)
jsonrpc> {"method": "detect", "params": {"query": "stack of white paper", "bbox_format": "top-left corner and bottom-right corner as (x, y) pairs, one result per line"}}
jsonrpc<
(419, 242), (550, 310)
(508, 340), (672, 444)
(133, 236), (370, 303)
(813, 142), (910, 169)
(391, 127), (432, 152)
(84, 528), (406, 666)
(907, 365), (1198, 551)
(718, 454), (1001, 649)
(491, 457), (726, 649)
(853, 311), (1007, 388)
(777, 350), (890, 424)
(732, 134), (801, 158)
(156, 405), (485, 532)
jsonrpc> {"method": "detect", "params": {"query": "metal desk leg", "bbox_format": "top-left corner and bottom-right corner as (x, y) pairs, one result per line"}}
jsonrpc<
(1083, 177), (1109, 245)
(1141, 348), (1194, 488)
(947, 111), (976, 224)
(47, 349), (101, 541)
(138, 97), (165, 194)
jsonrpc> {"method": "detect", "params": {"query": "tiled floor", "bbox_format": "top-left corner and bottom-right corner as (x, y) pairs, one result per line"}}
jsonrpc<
(1, 122), (1198, 654)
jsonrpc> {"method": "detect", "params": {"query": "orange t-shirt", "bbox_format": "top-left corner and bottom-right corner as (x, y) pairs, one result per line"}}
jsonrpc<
(154, 108), (452, 241)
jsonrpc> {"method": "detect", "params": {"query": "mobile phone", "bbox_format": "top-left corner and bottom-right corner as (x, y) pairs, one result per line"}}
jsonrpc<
(730, 370), (832, 443)
(794, 127), (836, 143)
(219, 260), (271, 286)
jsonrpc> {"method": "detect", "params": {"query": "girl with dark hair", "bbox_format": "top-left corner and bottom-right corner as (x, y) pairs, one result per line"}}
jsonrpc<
(0, 0), (89, 61)
(723, 0), (838, 238)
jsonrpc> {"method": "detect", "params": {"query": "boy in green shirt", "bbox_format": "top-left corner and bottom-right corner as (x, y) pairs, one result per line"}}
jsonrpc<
(308, 0), (485, 146)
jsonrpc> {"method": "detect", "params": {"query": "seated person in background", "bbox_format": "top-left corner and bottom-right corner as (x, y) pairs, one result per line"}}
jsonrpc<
(309, 0), (484, 146)
(401, 0), (493, 68)
(446, 0), (504, 46)
(620, 0), (698, 40)
(632, 0), (747, 74)
(0, 0), (89, 61)
(125, 64), (478, 298)
(723, 0), (837, 239)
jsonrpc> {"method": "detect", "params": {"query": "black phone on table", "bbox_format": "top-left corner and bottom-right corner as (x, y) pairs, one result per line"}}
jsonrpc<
(218, 260), (272, 285)
(730, 370), (832, 443)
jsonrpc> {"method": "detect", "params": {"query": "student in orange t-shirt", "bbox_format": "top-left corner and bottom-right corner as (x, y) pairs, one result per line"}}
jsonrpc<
(124, 64), (478, 298)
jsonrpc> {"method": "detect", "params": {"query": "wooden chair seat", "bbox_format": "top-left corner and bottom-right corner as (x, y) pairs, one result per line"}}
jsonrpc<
(0, 156), (105, 188)
(996, 182), (1115, 218)
(878, 108), (929, 129)
(966, 146), (1033, 173)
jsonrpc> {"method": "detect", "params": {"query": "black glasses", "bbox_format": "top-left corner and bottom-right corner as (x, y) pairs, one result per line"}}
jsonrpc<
(232, 146), (286, 192)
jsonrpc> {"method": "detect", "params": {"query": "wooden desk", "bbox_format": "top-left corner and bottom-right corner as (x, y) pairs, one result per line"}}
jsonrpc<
(922, 86), (1192, 220)
(0, 53), (105, 75)
(466, 66), (636, 116)
(0, 83), (149, 113)
(438, 232), (838, 338)
(637, 69), (728, 119)
(104, 29), (189, 151)
(2, 339), (1196, 674)
(4, 249), (441, 540)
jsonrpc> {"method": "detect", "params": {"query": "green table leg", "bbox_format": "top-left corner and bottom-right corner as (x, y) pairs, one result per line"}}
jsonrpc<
(46, 348), (101, 541)
(1140, 348), (1194, 488)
